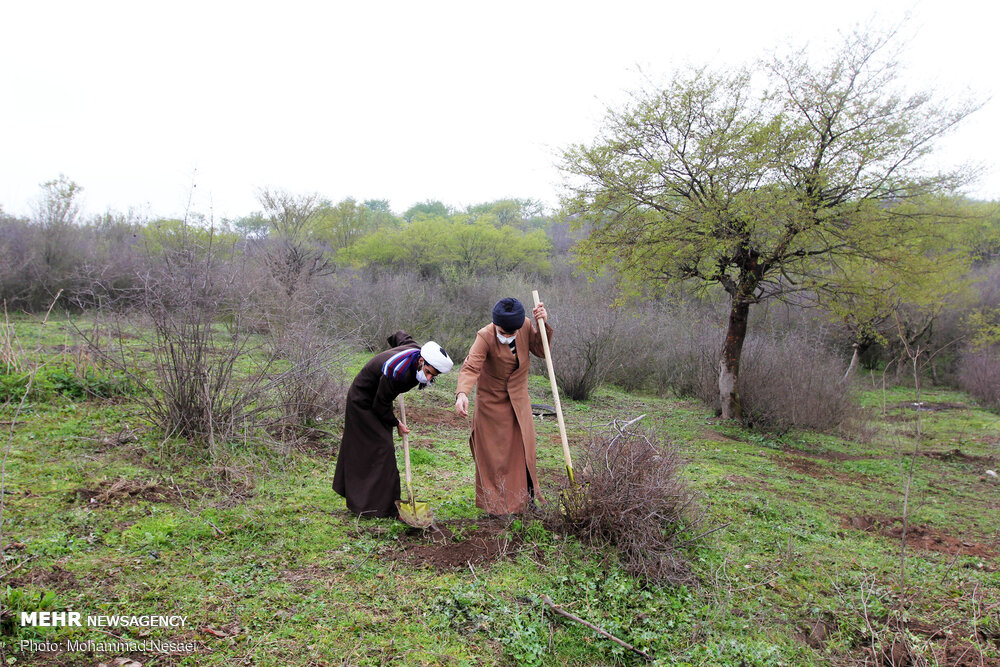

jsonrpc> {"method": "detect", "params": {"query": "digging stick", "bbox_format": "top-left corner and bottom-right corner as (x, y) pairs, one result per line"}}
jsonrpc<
(532, 290), (574, 484)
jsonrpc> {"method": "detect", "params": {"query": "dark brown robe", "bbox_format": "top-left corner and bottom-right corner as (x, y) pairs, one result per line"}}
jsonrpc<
(332, 331), (421, 518)
(456, 319), (553, 514)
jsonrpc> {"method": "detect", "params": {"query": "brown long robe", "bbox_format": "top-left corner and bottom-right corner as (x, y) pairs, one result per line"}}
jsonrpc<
(332, 331), (421, 518)
(456, 318), (553, 514)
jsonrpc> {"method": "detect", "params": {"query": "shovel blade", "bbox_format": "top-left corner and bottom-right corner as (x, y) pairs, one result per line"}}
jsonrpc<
(396, 498), (434, 529)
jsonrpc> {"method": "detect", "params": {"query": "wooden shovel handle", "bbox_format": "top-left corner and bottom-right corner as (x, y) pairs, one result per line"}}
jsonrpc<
(397, 395), (414, 504)
(532, 290), (574, 484)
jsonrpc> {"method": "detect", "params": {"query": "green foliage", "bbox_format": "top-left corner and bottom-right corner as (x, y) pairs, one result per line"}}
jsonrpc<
(465, 198), (547, 230)
(140, 218), (239, 260)
(1, 587), (60, 639)
(0, 366), (134, 402)
(958, 199), (1000, 263)
(403, 200), (451, 221)
(560, 28), (981, 418)
(312, 197), (399, 250)
(967, 307), (1000, 348)
(341, 216), (552, 277)
(562, 36), (978, 307)
(428, 584), (552, 666)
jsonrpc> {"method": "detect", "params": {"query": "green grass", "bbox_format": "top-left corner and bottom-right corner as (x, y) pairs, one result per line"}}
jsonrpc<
(1, 318), (998, 665)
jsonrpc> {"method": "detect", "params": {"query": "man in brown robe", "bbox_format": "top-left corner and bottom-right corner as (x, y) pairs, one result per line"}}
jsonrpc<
(333, 332), (453, 518)
(455, 297), (552, 515)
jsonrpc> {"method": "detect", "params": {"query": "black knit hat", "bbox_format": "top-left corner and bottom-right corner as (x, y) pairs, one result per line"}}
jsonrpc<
(492, 297), (525, 331)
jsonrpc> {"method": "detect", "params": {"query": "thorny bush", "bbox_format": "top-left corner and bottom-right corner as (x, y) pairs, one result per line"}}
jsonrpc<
(957, 345), (1000, 411)
(737, 332), (861, 434)
(548, 419), (702, 585)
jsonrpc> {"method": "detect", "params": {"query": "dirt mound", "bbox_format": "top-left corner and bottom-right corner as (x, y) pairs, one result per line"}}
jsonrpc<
(844, 515), (997, 559)
(74, 477), (178, 506)
(921, 448), (997, 465)
(386, 518), (537, 571)
(779, 455), (866, 484)
(9, 565), (79, 592)
(404, 405), (468, 430)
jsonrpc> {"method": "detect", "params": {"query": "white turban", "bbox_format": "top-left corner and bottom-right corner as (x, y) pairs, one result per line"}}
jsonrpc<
(420, 341), (453, 374)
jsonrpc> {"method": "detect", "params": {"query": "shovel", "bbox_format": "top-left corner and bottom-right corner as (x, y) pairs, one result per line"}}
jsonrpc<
(533, 290), (575, 486)
(395, 395), (434, 528)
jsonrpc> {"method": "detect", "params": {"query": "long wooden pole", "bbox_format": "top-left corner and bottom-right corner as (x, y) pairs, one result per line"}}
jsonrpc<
(397, 395), (414, 505)
(532, 290), (574, 484)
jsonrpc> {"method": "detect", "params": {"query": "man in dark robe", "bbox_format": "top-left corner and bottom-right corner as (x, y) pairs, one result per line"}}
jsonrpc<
(333, 331), (453, 518)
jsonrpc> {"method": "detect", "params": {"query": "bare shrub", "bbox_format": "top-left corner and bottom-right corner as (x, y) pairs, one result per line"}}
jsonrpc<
(541, 281), (639, 400)
(648, 303), (724, 404)
(270, 322), (349, 444)
(335, 271), (445, 352)
(325, 270), (533, 365)
(957, 346), (1000, 411)
(550, 419), (702, 585)
(738, 332), (858, 433)
(87, 230), (285, 452)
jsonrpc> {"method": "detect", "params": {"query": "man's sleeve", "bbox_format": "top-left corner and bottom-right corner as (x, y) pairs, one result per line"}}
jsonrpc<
(456, 333), (488, 396)
(372, 374), (401, 428)
(528, 319), (554, 358)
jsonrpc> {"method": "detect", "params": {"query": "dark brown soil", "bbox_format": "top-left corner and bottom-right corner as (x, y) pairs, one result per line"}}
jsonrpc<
(385, 517), (539, 571)
(8, 564), (79, 592)
(861, 633), (1000, 666)
(404, 404), (468, 430)
(778, 455), (872, 485)
(921, 448), (997, 465)
(843, 515), (998, 559)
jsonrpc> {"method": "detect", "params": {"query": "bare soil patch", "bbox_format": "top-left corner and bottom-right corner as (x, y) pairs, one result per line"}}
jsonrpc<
(921, 448), (997, 465)
(9, 564), (79, 592)
(722, 474), (774, 491)
(858, 630), (1000, 667)
(405, 405), (468, 429)
(843, 515), (998, 560)
(385, 518), (539, 571)
(783, 447), (878, 462)
(700, 429), (743, 443)
(73, 478), (179, 506)
(777, 454), (870, 485)
(892, 401), (970, 413)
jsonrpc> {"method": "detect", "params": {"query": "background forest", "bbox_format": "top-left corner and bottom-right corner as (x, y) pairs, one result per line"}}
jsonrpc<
(3, 179), (999, 428)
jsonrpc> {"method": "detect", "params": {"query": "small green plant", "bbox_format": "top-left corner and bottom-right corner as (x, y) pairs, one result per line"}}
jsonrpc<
(0, 587), (59, 639)
(0, 365), (134, 402)
(430, 583), (549, 666)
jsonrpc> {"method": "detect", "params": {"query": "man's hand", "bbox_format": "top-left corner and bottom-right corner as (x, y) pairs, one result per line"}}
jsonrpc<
(455, 392), (469, 417)
(532, 301), (548, 323)
(397, 421), (410, 436)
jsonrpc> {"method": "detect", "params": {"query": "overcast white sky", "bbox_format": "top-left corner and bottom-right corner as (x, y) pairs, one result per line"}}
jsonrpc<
(1, 0), (997, 221)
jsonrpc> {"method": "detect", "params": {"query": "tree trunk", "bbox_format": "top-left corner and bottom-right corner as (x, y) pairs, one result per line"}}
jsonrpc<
(844, 342), (860, 381)
(719, 299), (750, 420)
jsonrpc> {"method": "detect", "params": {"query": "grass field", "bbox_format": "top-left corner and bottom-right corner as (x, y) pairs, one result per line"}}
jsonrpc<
(2, 317), (998, 666)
